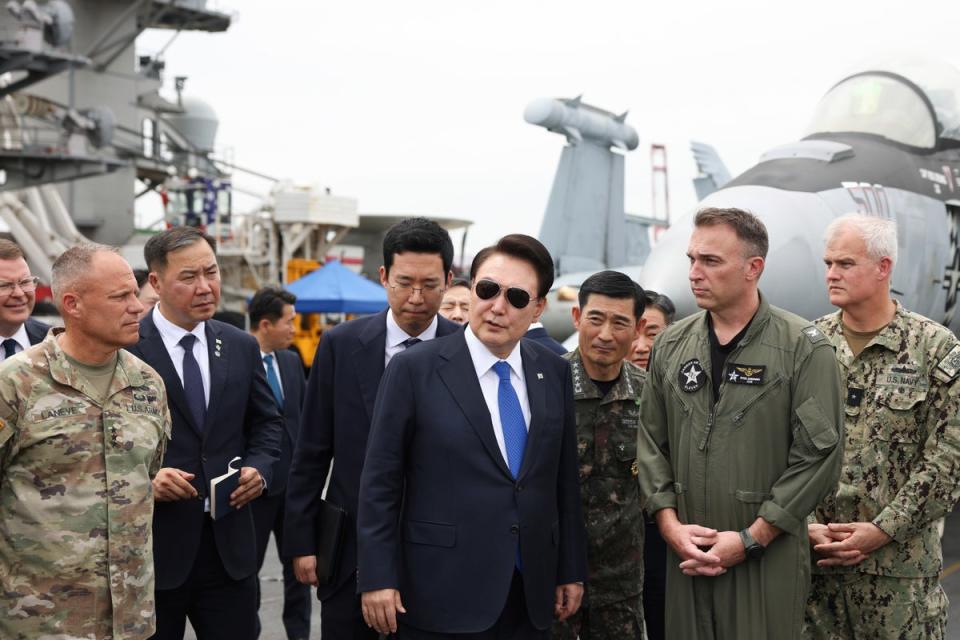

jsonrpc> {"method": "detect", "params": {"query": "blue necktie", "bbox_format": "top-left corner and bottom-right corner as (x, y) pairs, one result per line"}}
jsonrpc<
(179, 334), (206, 431)
(2, 338), (17, 359)
(493, 361), (527, 478)
(402, 337), (422, 349)
(263, 353), (284, 408)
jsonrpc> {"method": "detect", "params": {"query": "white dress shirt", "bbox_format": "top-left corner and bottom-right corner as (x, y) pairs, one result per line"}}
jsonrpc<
(384, 311), (439, 366)
(0, 324), (29, 361)
(464, 327), (531, 465)
(152, 304), (211, 406)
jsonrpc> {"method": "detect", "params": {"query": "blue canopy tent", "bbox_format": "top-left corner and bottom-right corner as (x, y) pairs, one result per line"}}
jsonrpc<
(286, 260), (387, 314)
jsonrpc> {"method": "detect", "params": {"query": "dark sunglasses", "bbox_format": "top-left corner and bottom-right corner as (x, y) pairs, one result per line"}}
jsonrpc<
(474, 279), (533, 309)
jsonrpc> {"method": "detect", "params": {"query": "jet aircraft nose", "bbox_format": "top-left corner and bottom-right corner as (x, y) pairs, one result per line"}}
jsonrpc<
(641, 185), (838, 322)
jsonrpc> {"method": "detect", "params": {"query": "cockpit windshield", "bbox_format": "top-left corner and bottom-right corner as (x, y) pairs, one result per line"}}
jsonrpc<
(805, 57), (960, 148)
(806, 74), (936, 148)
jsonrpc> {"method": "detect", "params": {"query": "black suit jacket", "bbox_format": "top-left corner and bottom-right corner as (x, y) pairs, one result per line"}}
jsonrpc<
(266, 348), (305, 495)
(524, 326), (567, 355)
(357, 332), (587, 633)
(25, 317), (50, 345)
(128, 310), (283, 590)
(283, 309), (461, 599)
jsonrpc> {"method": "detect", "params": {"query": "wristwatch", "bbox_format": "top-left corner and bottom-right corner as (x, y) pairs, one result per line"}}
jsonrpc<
(739, 528), (765, 560)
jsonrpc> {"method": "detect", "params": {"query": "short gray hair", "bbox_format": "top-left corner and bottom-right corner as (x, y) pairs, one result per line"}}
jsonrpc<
(51, 243), (117, 309)
(825, 214), (898, 265)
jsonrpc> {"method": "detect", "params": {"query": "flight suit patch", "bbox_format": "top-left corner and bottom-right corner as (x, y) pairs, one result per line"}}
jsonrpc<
(802, 325), (826, 343)
(678, 358), (706, 393)
(725, 363), (766, 385)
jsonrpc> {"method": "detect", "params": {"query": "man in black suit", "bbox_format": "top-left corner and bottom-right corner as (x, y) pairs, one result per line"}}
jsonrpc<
(128, 227), (283, 640)
(285, 217), (460, 639)
(358, 234), (587, 638)
(0, 239), (49, 359)
(248, 286), (311, 640)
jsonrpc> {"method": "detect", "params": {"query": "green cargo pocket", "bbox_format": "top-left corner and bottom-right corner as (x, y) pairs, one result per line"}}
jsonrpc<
(796, 397), (839, 452)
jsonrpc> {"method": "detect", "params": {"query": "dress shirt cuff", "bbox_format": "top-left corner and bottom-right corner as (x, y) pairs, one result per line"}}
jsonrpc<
(757, 500), (802, 535)
(872, 507), (912, 543)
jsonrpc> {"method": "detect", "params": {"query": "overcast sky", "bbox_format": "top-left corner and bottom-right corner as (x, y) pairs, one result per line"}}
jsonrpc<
(137, 0), (960, 257)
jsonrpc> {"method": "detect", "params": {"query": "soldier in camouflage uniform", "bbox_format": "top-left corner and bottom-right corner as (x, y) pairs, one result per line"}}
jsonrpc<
(0, 245), (170, 640)
(805, 214), (960, 639)
(553, 270), (647, 639)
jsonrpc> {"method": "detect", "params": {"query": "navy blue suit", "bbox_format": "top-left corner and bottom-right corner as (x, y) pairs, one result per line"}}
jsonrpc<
(25, 317), (50, 345)
(357, 332), (587, 635)
(252, 348), (312, 638)
(524, 326), (567, 355)
(284, 309), (460, 638)
(128, 310), (282, 639)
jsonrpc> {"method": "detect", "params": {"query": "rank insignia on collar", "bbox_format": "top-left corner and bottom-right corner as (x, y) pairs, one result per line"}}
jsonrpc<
(725, 363), (766, 385)
(678, 358), (706, 393)
(631, 460), (639, 477)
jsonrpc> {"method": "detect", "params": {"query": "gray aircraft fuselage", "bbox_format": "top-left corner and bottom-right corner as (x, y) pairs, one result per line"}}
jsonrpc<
(641, 65), (960, 331)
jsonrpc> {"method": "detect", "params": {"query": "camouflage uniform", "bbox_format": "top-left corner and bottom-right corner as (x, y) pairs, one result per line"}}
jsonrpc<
(0, 330), (171, 640)
(553, 350), (646, 640)
(804, 303), (960, 640)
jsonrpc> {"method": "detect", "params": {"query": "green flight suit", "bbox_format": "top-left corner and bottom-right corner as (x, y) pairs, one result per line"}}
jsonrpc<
(636, 294), (844, 640)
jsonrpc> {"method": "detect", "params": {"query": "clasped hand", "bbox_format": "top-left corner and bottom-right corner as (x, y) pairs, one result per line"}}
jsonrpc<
(808, 522), (891, 567)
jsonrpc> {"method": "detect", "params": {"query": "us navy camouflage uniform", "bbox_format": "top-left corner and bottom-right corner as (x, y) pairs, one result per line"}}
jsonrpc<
(553, 349), (646, 640)
(0, 331), (171, 640)
(804, 303), (960, 640)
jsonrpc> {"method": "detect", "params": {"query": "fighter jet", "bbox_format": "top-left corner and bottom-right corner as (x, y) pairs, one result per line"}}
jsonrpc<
(642, 56), (960, 331)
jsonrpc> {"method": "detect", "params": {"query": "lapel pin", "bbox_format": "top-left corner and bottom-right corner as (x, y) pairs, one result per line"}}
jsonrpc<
(537, 372), (544, 380)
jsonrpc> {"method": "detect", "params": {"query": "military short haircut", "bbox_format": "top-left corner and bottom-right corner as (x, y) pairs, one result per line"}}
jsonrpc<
(694, 207), (769, 259)
(825, 213), (898, 265)
(382, 217), (454, 276)
(578, 270), (646, 320)
(0, 238), (24, 261)
(470, 234), (555, 299)
(51, 243), (117, 309)
(249, 286), (297, 327)
(644, 289), (676, 324)
(144, 227), (216, 273)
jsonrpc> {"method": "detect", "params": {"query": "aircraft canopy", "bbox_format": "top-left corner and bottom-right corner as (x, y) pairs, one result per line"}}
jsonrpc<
(806, 58), (960, 149)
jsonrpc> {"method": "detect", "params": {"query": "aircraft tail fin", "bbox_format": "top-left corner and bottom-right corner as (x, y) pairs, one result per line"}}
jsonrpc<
(691, 140), (732, 200)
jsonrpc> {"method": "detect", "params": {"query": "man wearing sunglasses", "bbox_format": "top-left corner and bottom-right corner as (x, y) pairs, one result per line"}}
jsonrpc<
(358, 234), (587, 639)
(285, 217), (460, 639)
(0, 239), (49, 360)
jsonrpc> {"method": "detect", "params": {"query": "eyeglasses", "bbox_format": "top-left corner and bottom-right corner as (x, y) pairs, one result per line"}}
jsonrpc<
(474, 279), (534, 309)
(389, 282), (443, 297)
(0, 276), (39, 296)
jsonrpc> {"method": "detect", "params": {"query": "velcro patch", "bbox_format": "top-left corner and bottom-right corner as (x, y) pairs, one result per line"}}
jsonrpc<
(802, 325), (826, 344)
(725, 363), (766, 385)
(936, 344), (960, 381)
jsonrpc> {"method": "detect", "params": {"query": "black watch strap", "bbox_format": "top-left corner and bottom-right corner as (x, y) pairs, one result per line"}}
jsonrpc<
(739, 528), (764, 559)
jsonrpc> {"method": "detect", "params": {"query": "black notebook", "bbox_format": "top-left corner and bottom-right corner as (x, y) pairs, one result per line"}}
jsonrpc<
(314, 500), (346, 590)
(210, 456), (242, 520)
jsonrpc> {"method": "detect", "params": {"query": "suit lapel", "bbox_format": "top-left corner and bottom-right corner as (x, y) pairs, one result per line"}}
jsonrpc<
(518, 341), (545, 480)
(139, 313), (203, 439)
(353, 311), (387, 422)
(438, 332), (513, 480)
(204, 322), (227, 439)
